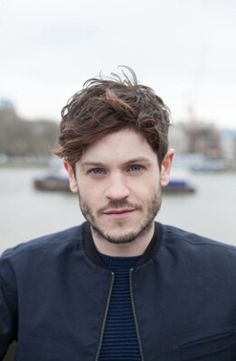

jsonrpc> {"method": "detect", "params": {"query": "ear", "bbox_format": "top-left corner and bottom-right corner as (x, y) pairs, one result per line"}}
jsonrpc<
(64, 161), (78, 193)
(160, 149), (175, 187)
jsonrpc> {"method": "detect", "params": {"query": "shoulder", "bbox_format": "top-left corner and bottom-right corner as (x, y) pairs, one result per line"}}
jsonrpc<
(159, 223), (236, 264)
(162, 223), (236, 248)
(0, 224), (87, 313)
(0, 223), (85, 267)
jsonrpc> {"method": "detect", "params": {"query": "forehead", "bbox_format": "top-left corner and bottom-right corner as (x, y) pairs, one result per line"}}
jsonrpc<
(79, 129), (156, 165)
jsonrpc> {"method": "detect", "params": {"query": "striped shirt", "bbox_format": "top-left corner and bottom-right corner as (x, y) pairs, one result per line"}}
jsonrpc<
(99, 254), (142, 361)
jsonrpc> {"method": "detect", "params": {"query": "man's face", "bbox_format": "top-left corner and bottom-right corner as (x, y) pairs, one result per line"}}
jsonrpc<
(65, 129), (173, 245)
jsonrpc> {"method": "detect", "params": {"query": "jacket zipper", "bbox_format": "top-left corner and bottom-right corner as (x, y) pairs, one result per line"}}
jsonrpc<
(129, 268), (145, 361)
(95, 271), (115, 361)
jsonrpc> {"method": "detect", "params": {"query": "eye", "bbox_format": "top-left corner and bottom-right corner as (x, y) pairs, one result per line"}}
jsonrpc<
(88, 168), (106, 177)
(128, 164), (145, 173)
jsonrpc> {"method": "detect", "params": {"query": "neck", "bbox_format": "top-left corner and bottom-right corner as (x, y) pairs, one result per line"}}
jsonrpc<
(90, 223), (155, 257)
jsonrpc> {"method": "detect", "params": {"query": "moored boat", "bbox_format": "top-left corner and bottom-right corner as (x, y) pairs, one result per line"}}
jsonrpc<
(34, 175), (70, 192)
(164, 170), (196, 194)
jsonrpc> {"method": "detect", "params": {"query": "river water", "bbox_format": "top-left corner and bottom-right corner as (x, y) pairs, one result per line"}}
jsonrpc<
(1, 167), (236, 253)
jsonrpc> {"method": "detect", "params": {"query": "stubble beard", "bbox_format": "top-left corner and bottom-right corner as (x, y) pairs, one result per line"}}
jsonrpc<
(77, 188), (162, 245)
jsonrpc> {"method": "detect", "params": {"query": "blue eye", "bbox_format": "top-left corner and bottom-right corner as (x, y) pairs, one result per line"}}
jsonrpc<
(128, 164), (144, 173)
(89, 168), (106, 176)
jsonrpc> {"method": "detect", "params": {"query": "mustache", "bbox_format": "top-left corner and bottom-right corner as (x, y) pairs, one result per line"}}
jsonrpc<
(98, 200), (141, 213)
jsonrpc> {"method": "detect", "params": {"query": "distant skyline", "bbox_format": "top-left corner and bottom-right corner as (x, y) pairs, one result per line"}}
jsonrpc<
(1, 0), (236, 129)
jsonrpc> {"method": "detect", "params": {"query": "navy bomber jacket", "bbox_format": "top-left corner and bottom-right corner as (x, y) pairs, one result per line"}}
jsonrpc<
(1, 222), (236, 361)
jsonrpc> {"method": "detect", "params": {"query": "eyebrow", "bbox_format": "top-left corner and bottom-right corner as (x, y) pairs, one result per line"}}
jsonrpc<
(79, 162), (106, 171)
(123, 157), (152, 166)
(79, 157), (152, 170)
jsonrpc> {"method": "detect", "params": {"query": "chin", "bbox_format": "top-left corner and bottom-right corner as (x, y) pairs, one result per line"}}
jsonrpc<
(97, 225), (146, 245)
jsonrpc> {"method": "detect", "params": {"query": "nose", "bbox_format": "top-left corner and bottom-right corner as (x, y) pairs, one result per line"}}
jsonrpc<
(105, 173), (130, 201)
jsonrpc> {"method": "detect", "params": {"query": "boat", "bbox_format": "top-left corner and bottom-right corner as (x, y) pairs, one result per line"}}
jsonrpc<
(34, 175), (70, 192)
(164, 178), (195, 193)
(164, 170), (196, 194)
(33, 158), (70, 192)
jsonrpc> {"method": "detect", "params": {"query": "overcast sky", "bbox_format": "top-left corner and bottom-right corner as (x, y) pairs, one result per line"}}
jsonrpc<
(1, 0), (236, 129)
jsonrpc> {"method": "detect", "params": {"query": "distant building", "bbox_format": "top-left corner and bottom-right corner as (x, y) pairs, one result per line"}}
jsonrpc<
(169, 122), (188, 153)
(0, 98), (15, 111)
(169, 119), (234, 170)
(0, 98), (17, 123)
(184, 120), (222, 158)
(170, 120), (223, 159)
(221, 129), (236, 168)
(0, 99), (58, 158)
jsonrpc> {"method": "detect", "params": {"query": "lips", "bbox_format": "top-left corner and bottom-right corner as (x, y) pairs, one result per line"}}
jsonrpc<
(103, 208), (135, 215)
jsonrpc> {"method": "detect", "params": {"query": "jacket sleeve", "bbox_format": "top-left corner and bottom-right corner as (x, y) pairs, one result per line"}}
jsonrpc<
(0, 251), (18, 360)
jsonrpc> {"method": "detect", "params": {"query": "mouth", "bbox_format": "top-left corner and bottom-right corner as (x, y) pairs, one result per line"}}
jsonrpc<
(103, 208), (135, 217)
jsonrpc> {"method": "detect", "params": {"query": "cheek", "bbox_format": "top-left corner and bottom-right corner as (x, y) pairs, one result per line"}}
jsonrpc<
(131, 176), (160, 199)
(78, 182), (103, 204)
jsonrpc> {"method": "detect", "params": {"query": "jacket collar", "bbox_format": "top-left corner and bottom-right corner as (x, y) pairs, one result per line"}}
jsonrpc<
(82, 221), (163, 267)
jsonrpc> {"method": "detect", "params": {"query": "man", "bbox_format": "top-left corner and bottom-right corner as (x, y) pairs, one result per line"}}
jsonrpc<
(1, 67), (236, 361)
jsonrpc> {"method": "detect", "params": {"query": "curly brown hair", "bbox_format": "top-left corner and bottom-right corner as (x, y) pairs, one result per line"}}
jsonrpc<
(55, 66), (172, 167)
